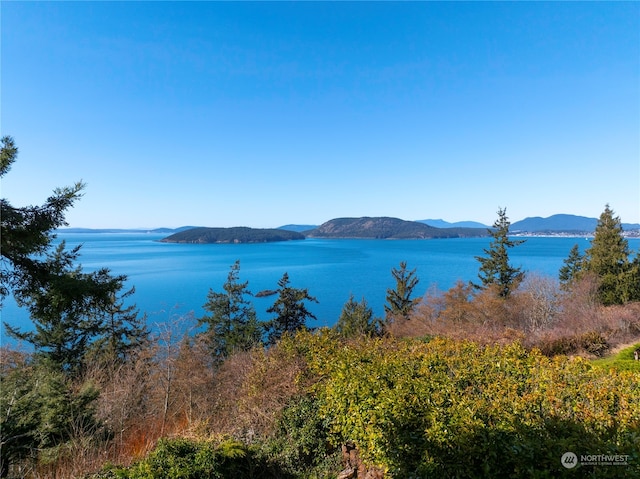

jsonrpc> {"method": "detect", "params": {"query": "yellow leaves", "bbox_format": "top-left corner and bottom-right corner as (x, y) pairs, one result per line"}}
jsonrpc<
(286, 331), (640, 475)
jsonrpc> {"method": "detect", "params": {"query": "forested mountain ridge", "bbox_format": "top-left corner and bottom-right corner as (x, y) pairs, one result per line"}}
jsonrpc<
(160, 227), (305, 243)
(511, 214), (640, 233)
(305, 217), (489, 239)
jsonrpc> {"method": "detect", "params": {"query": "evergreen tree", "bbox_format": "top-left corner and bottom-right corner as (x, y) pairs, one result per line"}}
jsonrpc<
(474, 208), (525, 298)
(336, 294), (379, 338)
(1, 136), (85, 304)
(625, 253), (640, 303)
(264, 272), (317, 345)
(583, 204), (638, 304)
(2, 136), (146, 374)
(5, 243), (131, 375)
(86, 286), (149, 366)
(198, 260), (261, 359)
(0, 137), (146, 473)
(559, 244), (584, 289)
(384, 261), (419, 319)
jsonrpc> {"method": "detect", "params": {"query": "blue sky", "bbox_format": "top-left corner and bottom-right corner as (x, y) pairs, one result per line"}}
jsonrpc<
(2, 1), (639, 228)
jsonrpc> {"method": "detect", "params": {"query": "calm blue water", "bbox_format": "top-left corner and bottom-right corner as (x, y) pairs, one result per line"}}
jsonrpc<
(3, 234), (638, 338)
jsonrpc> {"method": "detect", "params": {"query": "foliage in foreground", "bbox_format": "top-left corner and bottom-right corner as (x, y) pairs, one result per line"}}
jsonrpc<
(592, 343), (640, 372)
(104, 332), (640, 479)
(99, 437), (296, 479)
(296, 331), (640, 478)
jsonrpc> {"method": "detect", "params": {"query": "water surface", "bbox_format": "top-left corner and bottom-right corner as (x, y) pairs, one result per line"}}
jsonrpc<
(3, 234), (636, 336)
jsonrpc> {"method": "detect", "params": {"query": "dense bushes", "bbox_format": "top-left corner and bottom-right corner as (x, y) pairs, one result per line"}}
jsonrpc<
(4, 272), (640, 477)
(101, 332), (640, 478)
(101, 437), (295, 479)
(294, 332), (640, 478)
(4, 288), (640, 477)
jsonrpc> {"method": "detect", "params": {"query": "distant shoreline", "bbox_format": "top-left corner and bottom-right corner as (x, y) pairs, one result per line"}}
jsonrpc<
(55, 229), (640, 239)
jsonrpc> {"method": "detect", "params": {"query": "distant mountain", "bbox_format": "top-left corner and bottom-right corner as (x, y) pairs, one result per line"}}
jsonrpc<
(306, 217), (489, 239)
(278, 224), (318, 233)
(417, 219), (489, 229)
(160, 227), (305, 244)
(149, 226), (200, 234)
(58, 226), (199, 234)
(510, 214), (640, 233)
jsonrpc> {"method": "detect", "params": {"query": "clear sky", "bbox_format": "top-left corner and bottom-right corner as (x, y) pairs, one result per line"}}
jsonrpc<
(2, 1), (639, 229)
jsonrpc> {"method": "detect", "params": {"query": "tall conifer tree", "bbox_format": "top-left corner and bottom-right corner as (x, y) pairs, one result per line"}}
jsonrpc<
(336, 294), (379, 338)
(198, 260), (261, 359)
(264, 272), (317, 345)
(583, 205), (638, 304)
(559, 244), (584, 289)
(1, 136), (84, 304)
(1, 136), (145, 472)
(474, 208), (524, 298)
(4, 243), (131, 374)
(384, 261), (420, 319)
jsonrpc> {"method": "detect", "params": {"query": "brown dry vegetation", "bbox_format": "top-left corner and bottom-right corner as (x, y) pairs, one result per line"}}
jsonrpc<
(101, 333), (306, 466)
(0, 322), (311, 477)
(389, 274), (640, 358)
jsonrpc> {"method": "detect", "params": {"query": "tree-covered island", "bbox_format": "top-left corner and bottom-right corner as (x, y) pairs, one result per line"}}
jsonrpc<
(160, 226), (305, 244)
(159, 217), (490, 243)
(305, 217), (489, 239)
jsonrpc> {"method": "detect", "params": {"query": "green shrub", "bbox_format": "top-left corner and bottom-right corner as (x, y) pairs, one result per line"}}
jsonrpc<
(292, 331), (640, 478)
(258, 395), (341, 478)
(108, 437), (296, 479)
(113, 438), (220, 479)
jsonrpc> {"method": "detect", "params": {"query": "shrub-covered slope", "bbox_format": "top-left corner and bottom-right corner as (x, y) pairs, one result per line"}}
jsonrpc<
(107, 332), (640, 479)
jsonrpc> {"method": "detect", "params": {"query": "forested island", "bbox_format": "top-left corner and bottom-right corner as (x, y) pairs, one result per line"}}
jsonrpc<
(305, 216), (489, 239)
(160, 226), (305, 243)
(158, 217), (490, 243)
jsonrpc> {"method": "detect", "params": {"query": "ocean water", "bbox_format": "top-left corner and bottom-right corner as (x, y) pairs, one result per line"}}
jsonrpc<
(2, 233), (638, 337)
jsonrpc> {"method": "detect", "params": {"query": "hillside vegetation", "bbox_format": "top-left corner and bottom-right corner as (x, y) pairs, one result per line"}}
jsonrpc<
(511, 214), (640, 233)
(160, 226), (305, 243)
(78, 332), (640, 479)
(306, 216), (488, 239)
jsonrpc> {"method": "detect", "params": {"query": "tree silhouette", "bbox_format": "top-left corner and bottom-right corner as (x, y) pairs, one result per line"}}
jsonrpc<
(583, 204), (639, 304)
(474, 208), (524, 298)
(264, 272), (317, 345)
(198, 260), (261, 359)
(384, 261), (420, 319)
